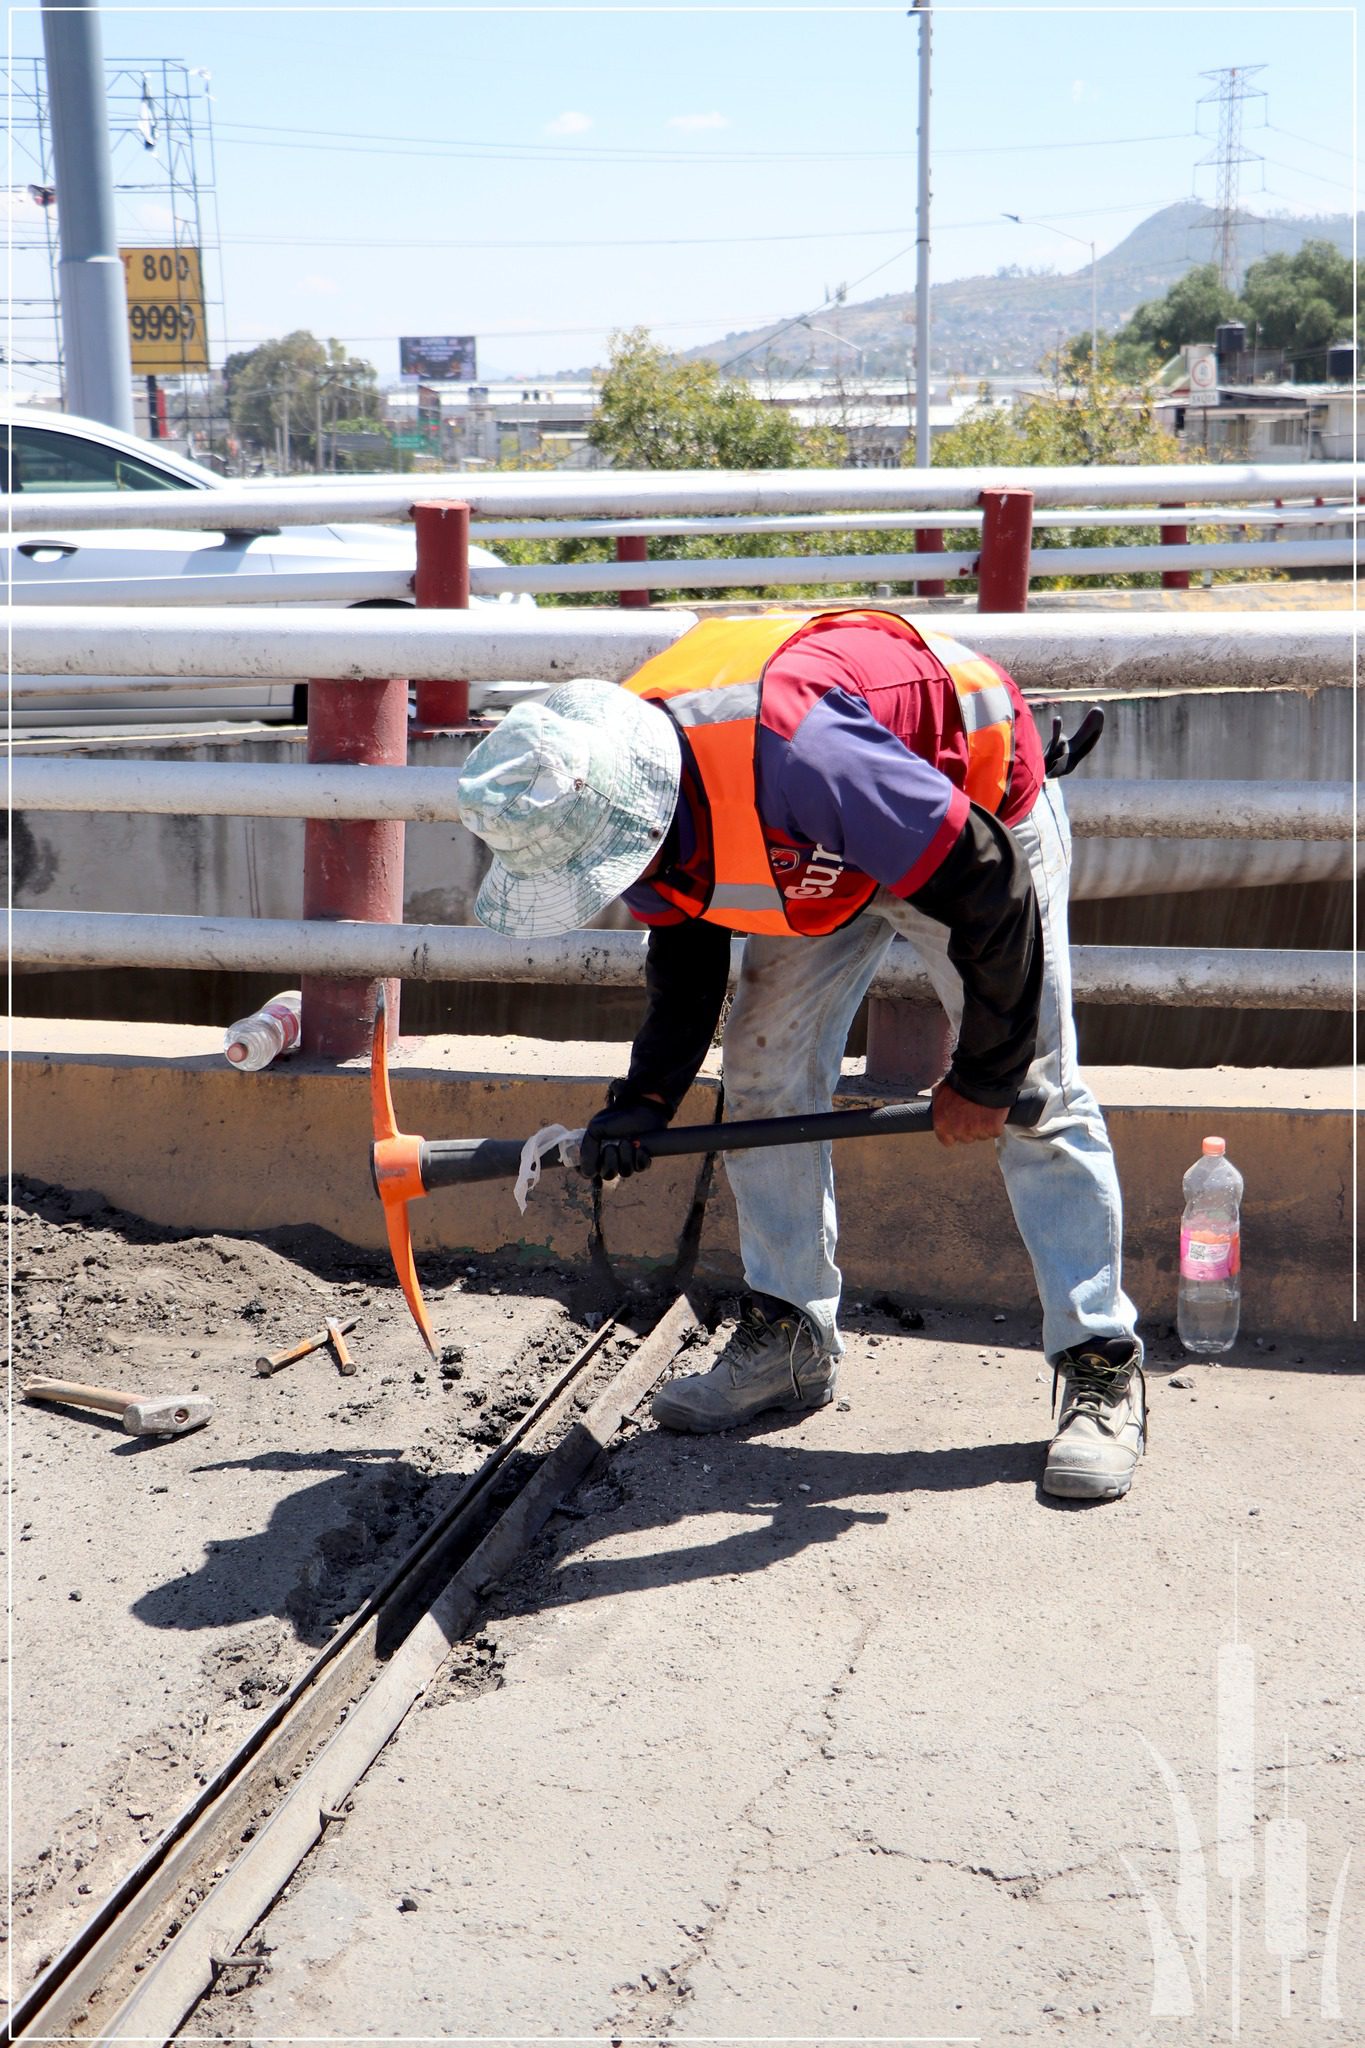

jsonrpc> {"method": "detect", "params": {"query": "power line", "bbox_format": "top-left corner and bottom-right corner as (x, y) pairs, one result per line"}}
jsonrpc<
(210, 118), (1198, 169)
(213, 193), (1184, 255)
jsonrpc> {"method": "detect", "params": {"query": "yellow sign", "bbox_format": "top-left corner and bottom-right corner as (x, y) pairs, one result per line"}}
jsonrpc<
(119, 246), (208, 373)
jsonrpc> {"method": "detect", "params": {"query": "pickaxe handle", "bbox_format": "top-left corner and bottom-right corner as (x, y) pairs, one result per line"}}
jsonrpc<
(418, 1090), (1044, 1190)
(369, 984), (1045, 1359)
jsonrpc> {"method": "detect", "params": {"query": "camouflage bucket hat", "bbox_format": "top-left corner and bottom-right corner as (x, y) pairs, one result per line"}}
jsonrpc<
(457, 679), (682, 937)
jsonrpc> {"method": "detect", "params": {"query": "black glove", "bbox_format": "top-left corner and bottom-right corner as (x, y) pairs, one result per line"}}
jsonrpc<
(578, 1084), (671, 1182)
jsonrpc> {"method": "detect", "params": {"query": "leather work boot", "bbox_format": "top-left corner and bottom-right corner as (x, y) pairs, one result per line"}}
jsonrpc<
(652, 1293), (837, 1434)
(1043, 1338), (1146, 1501)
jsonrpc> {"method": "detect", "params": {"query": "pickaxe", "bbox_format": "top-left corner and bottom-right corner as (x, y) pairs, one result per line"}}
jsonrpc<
(370, 990), (1045, 1357)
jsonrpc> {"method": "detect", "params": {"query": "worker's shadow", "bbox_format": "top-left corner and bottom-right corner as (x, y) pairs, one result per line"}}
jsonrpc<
(131, 1447), (424, 1648)
(506, 1429), (1041, 1618)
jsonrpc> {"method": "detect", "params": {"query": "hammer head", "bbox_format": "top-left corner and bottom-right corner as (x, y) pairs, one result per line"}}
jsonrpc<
(122, 1395), (213, 1437)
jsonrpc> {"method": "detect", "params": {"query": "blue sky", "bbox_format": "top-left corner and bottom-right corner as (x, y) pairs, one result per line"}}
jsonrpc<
(6, 3), (1357, 386)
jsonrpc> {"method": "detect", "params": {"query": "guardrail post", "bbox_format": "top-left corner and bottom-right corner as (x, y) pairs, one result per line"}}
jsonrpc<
(864, 999), (954, 1093)
(915, 525), (946, 598)
(976, 487), (1033, 611)
(302, 677), (408, 1062)
(616, 533), (650, 608)
(1159, 503), (1190, 590)
(412, 500), (471, 727)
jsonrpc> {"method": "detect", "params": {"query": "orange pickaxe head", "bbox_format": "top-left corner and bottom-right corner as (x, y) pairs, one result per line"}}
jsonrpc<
(370, 989), (437, 1357)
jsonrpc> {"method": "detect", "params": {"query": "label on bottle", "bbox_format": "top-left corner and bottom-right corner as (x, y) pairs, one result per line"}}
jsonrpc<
(1181, 1227), (1240, 1282)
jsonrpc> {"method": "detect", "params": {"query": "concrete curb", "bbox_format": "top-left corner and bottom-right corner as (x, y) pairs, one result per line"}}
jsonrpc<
(11, 1022), (1357, 1342)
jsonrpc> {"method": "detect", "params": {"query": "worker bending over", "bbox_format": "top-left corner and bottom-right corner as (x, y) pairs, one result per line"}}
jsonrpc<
(456, 609), (1144, 1503)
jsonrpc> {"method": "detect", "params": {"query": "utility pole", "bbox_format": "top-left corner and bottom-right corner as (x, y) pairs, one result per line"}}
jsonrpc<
(913, 0), (932, 467)
(40, 0), (133, 429)
(1197, 65), (1266, 292)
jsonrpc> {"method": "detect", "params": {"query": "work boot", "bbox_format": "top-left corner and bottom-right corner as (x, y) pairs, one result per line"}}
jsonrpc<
(1043, 1338), (1146, 1501)
(652, 1293), (837, 1434)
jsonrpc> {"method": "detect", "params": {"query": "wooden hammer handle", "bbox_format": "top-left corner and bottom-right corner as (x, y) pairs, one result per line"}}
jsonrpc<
(26, 1379), (132, 1417)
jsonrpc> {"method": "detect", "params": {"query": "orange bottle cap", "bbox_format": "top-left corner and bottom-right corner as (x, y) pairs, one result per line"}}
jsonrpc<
(1202, 1136), (1226, 1156)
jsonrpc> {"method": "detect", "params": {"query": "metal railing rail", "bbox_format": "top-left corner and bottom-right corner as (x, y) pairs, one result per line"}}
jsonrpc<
(2, 460), (1354, 532)
(8, 606), (1354, 692)
(7, 536), (1355, 609)
(11, 601), (1354, 1058)
(10, 758), (1354, 842)
(10, 911), (1351, 1011)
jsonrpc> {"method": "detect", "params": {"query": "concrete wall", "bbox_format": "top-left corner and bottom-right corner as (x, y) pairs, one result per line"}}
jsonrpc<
(10, 1022), (1357, 1343)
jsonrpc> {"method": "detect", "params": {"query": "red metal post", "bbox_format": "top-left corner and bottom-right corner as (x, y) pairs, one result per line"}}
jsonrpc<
(915, 525), (946, 598)
(975, 487), (1033, 611)
(301, 675), (408, 1062)
(412, 500), (471, 728)
(1159, 502), (1190, 590)
(616, 532), (650, 608)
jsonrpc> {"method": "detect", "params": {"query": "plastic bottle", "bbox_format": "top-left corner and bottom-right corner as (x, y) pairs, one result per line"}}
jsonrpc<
(223, 990), (302, 1072)
(1178, 1136), (1243, 1354)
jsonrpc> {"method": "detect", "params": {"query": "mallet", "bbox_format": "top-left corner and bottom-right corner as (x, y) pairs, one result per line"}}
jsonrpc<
(24, 1377), (213, 1437)
(368, 990), (1045, 1358)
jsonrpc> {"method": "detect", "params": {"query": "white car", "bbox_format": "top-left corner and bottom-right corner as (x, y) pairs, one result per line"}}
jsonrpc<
(3, 403), (534, 730)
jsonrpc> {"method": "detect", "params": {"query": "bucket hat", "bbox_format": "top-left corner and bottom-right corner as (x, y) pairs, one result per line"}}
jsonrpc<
(457, 679), (682, 937)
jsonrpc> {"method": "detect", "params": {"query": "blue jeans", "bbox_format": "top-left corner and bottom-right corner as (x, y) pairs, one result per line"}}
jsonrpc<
(720, 782), (1140, 1366)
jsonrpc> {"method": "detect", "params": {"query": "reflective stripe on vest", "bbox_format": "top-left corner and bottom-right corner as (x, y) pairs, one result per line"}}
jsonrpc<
(622, 610), (1015, 937)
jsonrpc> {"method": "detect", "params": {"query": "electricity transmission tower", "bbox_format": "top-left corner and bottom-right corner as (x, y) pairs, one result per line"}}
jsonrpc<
(1196, 65), (1267, 290)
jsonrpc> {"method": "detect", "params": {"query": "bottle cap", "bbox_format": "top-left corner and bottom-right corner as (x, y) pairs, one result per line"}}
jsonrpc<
(1202, 1136), (1226, 1156)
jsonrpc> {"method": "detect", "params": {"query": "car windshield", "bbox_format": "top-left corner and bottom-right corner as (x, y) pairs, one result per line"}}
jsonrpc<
(5, 424), (191, 493)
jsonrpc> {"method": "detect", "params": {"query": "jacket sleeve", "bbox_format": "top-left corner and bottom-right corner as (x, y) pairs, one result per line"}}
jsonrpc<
(619, 918), (733, 1118)
(906, 806), (1043, 1107)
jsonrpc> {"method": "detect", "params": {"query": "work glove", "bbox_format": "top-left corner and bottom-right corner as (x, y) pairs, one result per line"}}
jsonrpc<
(577, 1082), (671, 1183)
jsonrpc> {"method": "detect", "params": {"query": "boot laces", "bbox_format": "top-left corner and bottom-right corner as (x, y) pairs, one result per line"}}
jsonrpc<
(726, 1300), (800, 1394)
(1052, 1352), (1137, 1421)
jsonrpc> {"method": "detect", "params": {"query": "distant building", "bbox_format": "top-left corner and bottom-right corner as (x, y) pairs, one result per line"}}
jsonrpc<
(1156, 336), (1360, 463)
(383, 382), (600, 467)
(382, 374), (1011, 470)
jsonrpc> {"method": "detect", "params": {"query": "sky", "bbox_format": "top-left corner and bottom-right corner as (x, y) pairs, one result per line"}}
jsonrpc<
(4, 2), (1358, 392)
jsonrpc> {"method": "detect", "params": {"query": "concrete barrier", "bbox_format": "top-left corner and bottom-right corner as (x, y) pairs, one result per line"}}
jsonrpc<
(11, 1020), (1355, 1343)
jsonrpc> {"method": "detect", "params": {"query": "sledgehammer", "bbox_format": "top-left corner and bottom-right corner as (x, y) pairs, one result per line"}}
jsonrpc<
(369, 989), (1045, 1358)
(24, 1377), (213, 1437)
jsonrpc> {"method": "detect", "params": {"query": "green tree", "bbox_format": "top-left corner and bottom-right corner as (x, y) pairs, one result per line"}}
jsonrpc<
(918, 345), (1187, 590)
(1241, 240), (1355, 377)
(1116, 264), (1248, 373)
(589, 328), (838, 470)
(226, 331), (380, 469)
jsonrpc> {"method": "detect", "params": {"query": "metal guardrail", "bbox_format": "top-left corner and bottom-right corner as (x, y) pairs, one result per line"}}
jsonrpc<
(10, 912), (1351, 1012)
(8, 607), (1354, 693)
(10, 596), (1354, 1057)
(9, 758), (1354, 842)
(2, 460), (1354, 532)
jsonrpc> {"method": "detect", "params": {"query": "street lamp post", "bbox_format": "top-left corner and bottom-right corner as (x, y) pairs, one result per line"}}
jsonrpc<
(1003, 213), (1098, 381)
(799, 319), (865, 380)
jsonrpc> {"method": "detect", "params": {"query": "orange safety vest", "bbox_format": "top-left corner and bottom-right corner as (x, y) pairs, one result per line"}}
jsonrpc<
(622, 609), (1017, 939)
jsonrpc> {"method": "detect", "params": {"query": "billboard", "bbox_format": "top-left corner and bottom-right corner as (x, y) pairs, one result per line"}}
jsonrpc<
(399, 335), (477, 382)
(119, 246), (208, 373)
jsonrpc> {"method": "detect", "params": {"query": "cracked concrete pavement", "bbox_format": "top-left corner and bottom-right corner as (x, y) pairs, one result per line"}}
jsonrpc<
(205, 1305), (1364, 2046)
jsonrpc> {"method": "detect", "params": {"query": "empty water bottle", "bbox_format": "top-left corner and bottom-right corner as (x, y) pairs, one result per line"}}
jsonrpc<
(223, 990), (302, 1072)
(1178, 1136), (1243, 1355)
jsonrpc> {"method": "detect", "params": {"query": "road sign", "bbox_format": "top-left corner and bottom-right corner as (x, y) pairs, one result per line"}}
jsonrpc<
(400, 335), (477, 382)
(119, 247), (208, 373)
(390, 432), (428, 451)
(1186, 345), (1218, 408)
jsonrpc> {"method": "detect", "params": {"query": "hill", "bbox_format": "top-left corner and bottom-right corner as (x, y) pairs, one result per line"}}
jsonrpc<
(677, 202), (1362, 380)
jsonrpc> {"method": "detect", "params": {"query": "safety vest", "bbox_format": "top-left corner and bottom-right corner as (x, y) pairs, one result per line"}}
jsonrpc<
(622, 609), (1017, 938)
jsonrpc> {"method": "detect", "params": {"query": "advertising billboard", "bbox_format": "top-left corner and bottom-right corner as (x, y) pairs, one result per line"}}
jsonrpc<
(119, 246), (208, 373)
(399, 335), (477, 382)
